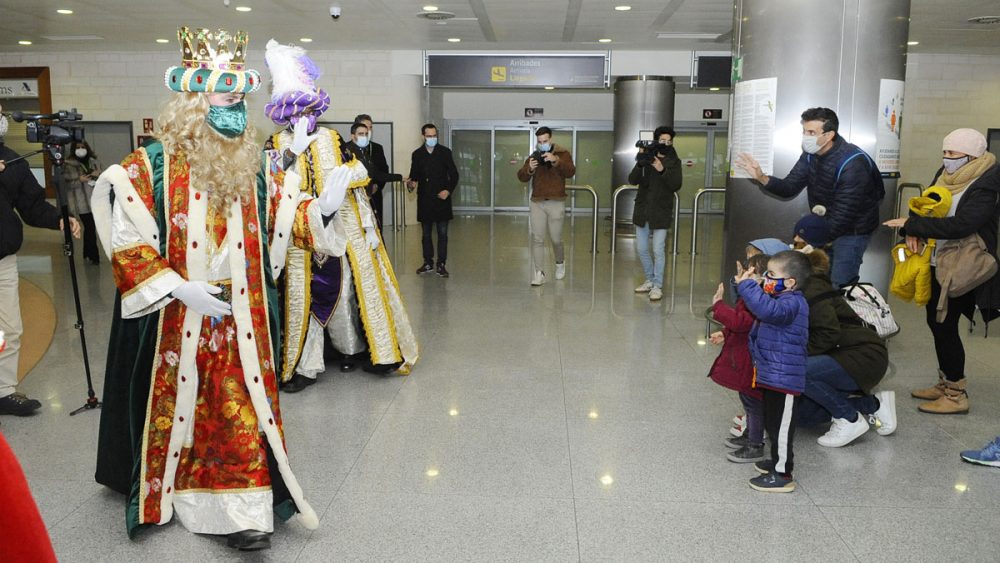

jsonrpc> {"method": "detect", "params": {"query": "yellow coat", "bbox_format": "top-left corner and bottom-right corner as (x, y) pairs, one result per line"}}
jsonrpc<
(890, 186), (952, 306)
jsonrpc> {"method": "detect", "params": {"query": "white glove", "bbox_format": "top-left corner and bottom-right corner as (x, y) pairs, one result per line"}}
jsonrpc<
(318, 165), (351, 215)
(365, 227), (380, 250)
(289, 119), (320, 156)
(172, 281), (232, 317)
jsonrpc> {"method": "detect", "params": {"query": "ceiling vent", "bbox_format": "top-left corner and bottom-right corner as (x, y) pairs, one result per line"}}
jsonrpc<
(967, 16), (1000, 25)
(417, 11), (456, 21)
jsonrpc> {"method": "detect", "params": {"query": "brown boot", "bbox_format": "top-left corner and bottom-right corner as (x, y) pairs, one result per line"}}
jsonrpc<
(911, 372), (948, 400)
(918, 378), (968, 414)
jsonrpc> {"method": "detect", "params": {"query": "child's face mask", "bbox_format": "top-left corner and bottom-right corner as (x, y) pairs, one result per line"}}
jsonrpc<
(762, 272), (789, 295)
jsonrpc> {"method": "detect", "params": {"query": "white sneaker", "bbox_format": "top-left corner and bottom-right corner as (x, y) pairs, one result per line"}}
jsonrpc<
(817, 414), (870, 447)
(635, 280), (654, 293)
(870, 390), (897, 436)
(649, 287), (663, 301)
(554, 262), (566, 280)
(730, 414), (747, 437)
(531, 270), (546, 286)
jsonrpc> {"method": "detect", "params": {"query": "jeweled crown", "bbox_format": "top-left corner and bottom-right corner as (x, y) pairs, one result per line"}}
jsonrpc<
(178, 26), (248, 71)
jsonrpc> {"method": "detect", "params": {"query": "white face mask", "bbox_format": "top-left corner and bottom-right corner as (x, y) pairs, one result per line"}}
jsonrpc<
(0, 114), (7, 138)
(942, 156), (970, 175)
(75, 148), (88, 158)
(801, 134), (825, 155)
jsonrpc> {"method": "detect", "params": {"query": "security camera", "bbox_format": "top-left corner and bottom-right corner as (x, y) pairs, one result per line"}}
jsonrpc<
(330, 5), (341, 19)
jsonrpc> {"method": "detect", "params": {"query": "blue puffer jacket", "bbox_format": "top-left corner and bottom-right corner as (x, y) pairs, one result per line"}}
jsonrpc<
(737, 279), (810, 394)
(763, 136), (885, 239)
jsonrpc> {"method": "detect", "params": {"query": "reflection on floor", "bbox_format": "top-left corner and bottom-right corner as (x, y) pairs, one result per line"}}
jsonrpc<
(5, 213), (1000, 562)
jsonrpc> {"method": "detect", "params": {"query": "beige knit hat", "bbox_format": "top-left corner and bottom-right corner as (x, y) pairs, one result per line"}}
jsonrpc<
(942, 128), (987, 157)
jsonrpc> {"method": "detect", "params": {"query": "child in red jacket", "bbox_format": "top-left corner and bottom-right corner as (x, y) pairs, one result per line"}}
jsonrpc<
(709, 253), (771, 463)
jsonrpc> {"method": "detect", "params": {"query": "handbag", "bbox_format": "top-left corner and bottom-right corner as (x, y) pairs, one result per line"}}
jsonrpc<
(840, 282), (900, 338)
(933, 233), (998, 322)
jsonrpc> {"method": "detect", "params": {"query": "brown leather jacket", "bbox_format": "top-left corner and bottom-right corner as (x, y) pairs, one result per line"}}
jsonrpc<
(517, 144), (576, 201)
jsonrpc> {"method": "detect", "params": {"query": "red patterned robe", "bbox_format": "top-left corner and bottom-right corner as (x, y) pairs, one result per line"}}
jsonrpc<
(92, 141), (332, 537)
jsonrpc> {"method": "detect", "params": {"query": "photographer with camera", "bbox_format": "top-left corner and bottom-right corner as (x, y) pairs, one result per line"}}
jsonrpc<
(0, 105), (80, 417)
(517, 126), (576, 286)
(629, 126), (682, 301)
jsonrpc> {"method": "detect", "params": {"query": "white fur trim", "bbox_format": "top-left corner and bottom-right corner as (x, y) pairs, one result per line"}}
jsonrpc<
(269, 169), (305, 279)
(93, 164), (160, 259)
(227, 198), (317, 530)
(812, 204), (827, 217)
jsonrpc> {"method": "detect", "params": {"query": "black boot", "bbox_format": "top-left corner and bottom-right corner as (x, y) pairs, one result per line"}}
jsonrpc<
(281, 373), (316, 393)
(226, 530), (271, 551)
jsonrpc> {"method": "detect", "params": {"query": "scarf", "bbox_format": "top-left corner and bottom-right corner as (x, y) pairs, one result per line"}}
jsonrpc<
(940, 151), (997, 195)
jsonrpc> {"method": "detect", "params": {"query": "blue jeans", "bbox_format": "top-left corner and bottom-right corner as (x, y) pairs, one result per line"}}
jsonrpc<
(739, 392), (765, 445)
(802, 355), (878, 421)
(829, 234), (871, 288)
(635, 222), (668, 288)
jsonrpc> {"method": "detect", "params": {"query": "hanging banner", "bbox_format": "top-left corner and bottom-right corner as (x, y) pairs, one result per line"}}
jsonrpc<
(424, 53), (609, 89)
(875, 78), (904, 174)
(729, 77), (778, 178)
(0, 79), (39, 98)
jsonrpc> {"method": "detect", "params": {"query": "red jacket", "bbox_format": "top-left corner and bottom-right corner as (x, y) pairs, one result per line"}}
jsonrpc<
(0, 433), (57, 563)
(708, 299), (761, 398)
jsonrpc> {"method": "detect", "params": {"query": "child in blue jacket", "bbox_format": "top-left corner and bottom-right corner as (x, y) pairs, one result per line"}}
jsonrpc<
(735, 250), (812, 492)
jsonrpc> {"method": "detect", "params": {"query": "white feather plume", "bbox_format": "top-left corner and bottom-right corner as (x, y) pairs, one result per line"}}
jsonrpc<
(264, 39), (316, 100)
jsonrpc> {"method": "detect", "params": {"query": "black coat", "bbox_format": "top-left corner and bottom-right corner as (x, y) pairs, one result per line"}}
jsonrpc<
(763, 136), (885, 238)
(346, 140), (391, 192)
(408, 144), (459, 223)
(904, 164), (1000, 316)
(0, 143), (61, 259)
(628, 149), (683, 230)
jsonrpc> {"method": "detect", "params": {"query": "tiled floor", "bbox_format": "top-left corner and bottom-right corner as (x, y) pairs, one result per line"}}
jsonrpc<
(4, 213), (1000, 562)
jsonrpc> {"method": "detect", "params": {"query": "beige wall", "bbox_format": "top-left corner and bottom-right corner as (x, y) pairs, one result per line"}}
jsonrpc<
(899, 52), (1000, 186)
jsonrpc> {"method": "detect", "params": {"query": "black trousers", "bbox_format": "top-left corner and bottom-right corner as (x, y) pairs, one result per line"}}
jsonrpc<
(421, 221), (449, 265)
(79, 212), (99, 263)
(926, 269), (977, 381)
(763, 389), (800, 475)
(370, 189), (384, 231)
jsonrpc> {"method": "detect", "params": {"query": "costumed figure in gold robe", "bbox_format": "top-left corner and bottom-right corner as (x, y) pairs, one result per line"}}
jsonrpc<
(262, 40), (418, 393)
(91, 27), (352, 551)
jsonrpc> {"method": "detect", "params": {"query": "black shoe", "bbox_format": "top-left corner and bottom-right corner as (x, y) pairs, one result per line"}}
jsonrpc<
(749, 471), (796, 493)
(362, 361), (402, 375)
(753, 459), (775, 475)
(727, 443), (767, 463)
(0, 392), (42, 416)
(724, 435), (750, 449)
(226, 530), (271, 551)
(340, 360), (357, 372)
(436, 263), (449, 278)
(416, 263), (434, 275)
(281, 373), (316, 394)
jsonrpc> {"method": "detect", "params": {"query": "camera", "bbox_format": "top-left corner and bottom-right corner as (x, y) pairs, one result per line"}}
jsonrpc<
(12, 109), (84, 146)
(529, 150), (552, 168)
(330, 5), (341, 19)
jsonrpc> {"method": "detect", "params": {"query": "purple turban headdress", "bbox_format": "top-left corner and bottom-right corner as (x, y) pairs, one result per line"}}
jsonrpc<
(263, 39), (331, 129)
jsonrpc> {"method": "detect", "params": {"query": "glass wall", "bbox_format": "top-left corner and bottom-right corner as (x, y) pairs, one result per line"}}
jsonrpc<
(494, 129), (531, 208)
(452, 130), (491, 208)
(573, 130), (613, 210)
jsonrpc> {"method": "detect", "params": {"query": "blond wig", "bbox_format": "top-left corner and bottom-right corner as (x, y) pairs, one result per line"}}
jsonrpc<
(154, 92), (260, 212)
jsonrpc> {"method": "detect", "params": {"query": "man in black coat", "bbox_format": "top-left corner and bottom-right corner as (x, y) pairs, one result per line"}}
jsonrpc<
(736, 107), (885, 288)
(406, 123), (459, 277)
(351, 114), (392, 230)
(0, 115), (80, 416)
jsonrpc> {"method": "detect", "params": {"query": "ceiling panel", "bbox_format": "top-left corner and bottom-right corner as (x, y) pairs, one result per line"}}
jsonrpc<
(0, 0), (995, 55)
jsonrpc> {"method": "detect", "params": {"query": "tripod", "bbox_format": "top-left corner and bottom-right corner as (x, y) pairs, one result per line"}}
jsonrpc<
(17, 144), (102, 415)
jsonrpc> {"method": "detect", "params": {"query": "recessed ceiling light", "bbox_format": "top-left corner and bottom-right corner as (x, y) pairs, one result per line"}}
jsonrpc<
(18, 40), (32, 45)
(544, 86), (555, 90)
(447, 37), (461, 42)
(235, 6), (252, 12)
(907, 40), (919, 46)
(56, 9), (74, 15)
(300, 37), (313, 43)
(598, 38), (613, 43)
(614, 5), (632, 11)
(155, 38), (170, 43)
(709, 87), (721, 91)
(423, 4), (439, 10)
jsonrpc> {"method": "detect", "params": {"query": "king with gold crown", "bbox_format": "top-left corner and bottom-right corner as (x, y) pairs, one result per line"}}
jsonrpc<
(91, 26), (349, 551)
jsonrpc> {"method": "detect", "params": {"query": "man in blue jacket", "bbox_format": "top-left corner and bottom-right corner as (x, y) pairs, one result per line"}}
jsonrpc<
(736, 108), (884, 288)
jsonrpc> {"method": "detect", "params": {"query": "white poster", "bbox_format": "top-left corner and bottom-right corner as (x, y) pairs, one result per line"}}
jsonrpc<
(876, 78), (904, 173)
(0, 79), (39, 99)
(729, 77), (778, 178)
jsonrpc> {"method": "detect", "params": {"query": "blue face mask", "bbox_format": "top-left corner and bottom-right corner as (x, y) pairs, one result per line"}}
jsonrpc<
(537, 142), (552, 152)
(356, 135), (370, 149)
(425, 137), (438, 148)
(206, 101), (247, 138)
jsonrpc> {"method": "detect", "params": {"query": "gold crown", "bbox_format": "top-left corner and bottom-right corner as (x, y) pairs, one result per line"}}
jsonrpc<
(177, 26), (248, 71)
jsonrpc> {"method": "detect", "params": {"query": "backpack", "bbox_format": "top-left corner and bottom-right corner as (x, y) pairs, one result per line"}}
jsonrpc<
(810, 282), (899, 339)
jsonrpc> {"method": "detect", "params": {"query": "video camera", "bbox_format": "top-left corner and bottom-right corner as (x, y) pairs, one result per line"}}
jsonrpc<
(529, 150), (552, 168)
(12, 109), (85, 146)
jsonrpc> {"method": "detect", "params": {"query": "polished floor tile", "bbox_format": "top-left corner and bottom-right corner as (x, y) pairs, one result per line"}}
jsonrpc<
(4, 214), (1000, 562)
